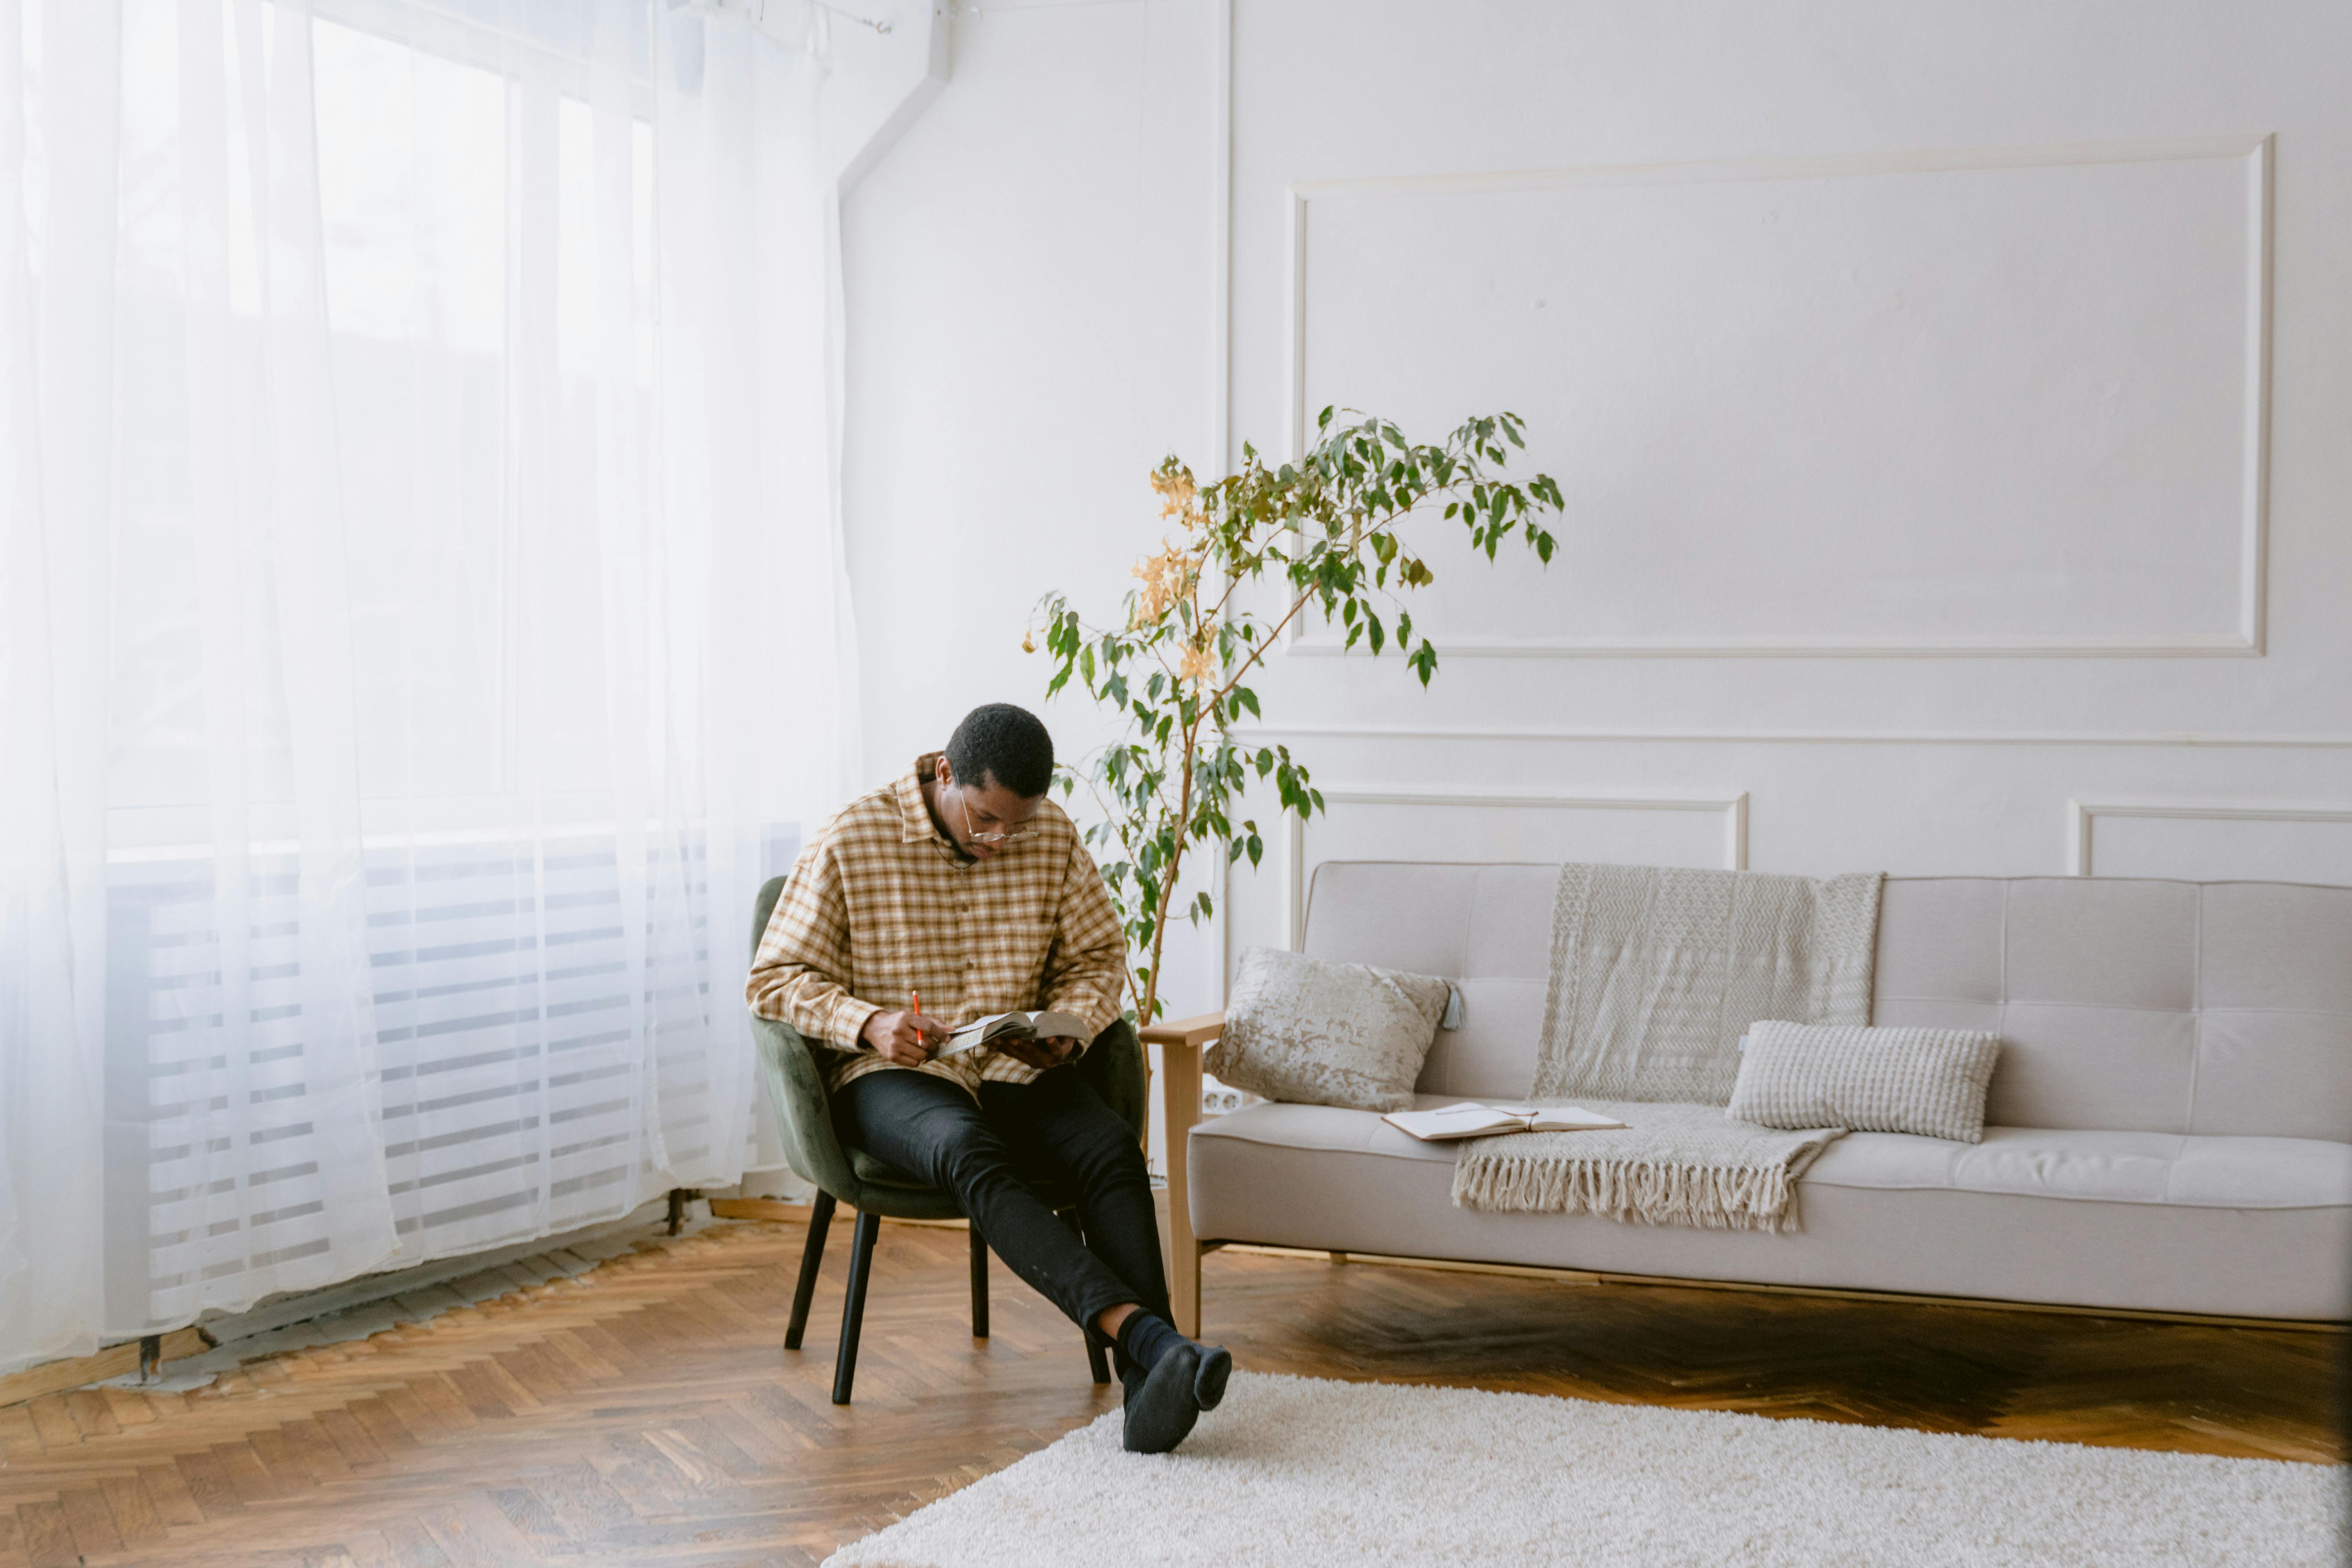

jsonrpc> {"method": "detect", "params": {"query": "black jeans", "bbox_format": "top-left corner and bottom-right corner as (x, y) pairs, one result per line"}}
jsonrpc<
(833, 1066), (1171, 1336)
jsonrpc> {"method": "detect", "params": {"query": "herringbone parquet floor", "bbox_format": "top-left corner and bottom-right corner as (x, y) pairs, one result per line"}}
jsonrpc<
(2, 1216), (2340, 1567)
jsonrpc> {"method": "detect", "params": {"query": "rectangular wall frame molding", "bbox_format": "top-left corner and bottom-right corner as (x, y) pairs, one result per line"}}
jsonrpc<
(1283, 133), (2274, 659)
(2068, 797), (2352, 878)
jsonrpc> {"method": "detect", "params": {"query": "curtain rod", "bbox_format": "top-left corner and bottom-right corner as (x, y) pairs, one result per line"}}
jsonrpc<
(802, 0), (893, 34)
(724, 0), (894, 35)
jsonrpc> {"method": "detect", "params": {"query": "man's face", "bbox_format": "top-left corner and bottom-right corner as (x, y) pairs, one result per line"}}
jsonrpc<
(936, 759), (1042, 861)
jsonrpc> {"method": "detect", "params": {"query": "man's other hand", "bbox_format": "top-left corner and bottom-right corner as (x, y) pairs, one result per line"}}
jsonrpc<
(998, 1034), (1077, 1071)
(861, 1008), (952, 1066)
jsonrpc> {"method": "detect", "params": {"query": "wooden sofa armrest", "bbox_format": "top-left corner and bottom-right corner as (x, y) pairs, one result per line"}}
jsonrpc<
(1139, 1010), (1226, 1048)
(1140, 1009), (1223, 1336)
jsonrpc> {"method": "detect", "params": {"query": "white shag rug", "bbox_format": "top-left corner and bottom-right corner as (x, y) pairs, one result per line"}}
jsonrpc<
(826, 1371), (2345, 1568)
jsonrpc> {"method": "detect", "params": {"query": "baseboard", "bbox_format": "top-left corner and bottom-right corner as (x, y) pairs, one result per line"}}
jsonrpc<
(5, 1197), (697, 1409)
(0, 1327), (214, 1410)
(709, 1197), (817, 1222)
(708, 1197), (971, 1230)
(1212, 1244), (2349, 1333)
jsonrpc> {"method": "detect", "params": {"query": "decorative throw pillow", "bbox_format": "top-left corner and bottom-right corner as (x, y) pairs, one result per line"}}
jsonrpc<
(1206, 947), (1452, 1113)
(1727, 1020), (2001, 1143)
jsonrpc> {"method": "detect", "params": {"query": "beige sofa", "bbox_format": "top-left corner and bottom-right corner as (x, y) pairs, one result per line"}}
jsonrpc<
(1148, 865), (2352, 1333)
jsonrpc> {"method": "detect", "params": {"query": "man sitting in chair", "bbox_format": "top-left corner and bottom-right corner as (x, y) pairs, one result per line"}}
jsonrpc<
(747, 702), (1230, 1453)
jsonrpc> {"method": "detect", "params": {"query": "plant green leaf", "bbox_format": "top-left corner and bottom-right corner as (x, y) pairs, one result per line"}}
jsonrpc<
(1035, 406), (1567, 1026)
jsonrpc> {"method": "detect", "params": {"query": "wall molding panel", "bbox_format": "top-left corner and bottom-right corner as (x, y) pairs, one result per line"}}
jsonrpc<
(1282, 785), (1747, 948)
(2068, 797), (2352, 879)
(837, 0), (2352, 1110)
(1283, 134), (2274, 660)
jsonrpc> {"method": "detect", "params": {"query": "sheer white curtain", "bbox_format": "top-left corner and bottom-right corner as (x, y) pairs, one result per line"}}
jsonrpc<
(0, 0), (854, 1374)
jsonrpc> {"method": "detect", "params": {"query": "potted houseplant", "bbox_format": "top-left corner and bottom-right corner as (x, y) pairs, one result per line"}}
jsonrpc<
(1030, 406), (1566, 1027)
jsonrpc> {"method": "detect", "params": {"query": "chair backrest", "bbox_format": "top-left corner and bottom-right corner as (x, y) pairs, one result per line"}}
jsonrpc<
(751, 874), (788, 965)
(1297, 861), (2352, 1140)
(745, 874), (858, 1198)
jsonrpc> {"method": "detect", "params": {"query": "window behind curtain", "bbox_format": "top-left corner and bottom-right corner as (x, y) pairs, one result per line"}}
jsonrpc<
(84, 0), (821, 1333)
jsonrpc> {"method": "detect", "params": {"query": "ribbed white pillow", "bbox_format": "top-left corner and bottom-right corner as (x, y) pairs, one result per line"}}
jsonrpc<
(1727, 1020), (2001, 1143)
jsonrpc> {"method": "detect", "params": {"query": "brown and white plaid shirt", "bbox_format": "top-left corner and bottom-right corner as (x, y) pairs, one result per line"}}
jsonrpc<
(745, 752), (1128, 1096)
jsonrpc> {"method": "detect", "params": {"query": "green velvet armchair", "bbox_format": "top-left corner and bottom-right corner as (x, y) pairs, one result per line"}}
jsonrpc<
(745, 874), (1149, 1403)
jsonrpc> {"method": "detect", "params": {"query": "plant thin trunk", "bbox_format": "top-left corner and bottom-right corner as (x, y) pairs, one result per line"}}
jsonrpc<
(1138, 721), (1197, 1028)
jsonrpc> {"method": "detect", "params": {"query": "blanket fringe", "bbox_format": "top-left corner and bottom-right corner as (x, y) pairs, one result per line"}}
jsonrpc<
(1451, 1153), (1804, 1234)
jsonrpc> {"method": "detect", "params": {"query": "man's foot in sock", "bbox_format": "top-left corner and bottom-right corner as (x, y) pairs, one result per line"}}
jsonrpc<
(1192, 1341), (1231, 1412)
(1108, 1309), (1236, 1451)
(1121, 1343), (1201, 1454)
(1115, 1310), (1233, 1412)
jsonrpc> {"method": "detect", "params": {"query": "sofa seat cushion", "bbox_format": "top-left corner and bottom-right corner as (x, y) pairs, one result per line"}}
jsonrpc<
(1199, 1100), (2352, 1210)
(1186, 1099), (2352, 1318)
(1806, 1125), (2352, 1209)
(1189, 1096), (1462, 1165)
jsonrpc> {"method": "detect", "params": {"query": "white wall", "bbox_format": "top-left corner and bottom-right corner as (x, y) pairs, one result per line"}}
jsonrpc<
(842, 0), (2352, 1004)
(838, 0), (1225, 1066)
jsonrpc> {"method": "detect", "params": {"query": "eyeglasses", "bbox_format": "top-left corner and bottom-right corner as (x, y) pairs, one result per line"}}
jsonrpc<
(953, 789), (1040, 845)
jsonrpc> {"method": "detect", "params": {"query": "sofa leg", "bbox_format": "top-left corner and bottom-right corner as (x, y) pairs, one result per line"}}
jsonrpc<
(969, 1223), (990, 1339)
(1058, 1208), (1112, 1386)
(832, 1209), (880, 1405)
(784, 1191), (835, 1351)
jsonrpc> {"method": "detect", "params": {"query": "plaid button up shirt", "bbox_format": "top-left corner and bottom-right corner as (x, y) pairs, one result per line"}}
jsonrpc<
(745, 753), (1129, 1096)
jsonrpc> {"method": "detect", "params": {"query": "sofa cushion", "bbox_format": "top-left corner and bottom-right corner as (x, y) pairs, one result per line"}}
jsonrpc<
(1189, 1098), (1459, 1165)
(1872, 876), (2352, 1139)
(1199, 1101), (2352, 1209)
(1303, 863), (1557, 1102)
(1804, 1125), (2352, 1209)
(1297, 865), (2352, 1142)
(1187, 1099), (2352, 1318)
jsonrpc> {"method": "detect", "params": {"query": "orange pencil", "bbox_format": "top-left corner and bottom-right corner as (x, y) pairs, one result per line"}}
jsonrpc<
(910, 991), (921, 1047)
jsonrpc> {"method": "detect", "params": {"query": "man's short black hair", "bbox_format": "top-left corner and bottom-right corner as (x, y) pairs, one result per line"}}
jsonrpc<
(946, 703), (1055, 798)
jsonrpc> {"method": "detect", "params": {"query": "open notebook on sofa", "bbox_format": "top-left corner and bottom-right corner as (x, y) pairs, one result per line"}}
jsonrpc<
(1382, 1102), (1627, 1141)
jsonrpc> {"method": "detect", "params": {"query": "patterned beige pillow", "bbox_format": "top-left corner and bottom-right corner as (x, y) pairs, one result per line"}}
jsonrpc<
(1206, 947), (1452, 1113)
(1727, 1020), (2001, 1143)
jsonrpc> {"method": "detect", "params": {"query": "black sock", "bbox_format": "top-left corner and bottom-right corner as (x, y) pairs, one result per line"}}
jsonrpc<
(1120, 1342), (1201, 1454)
(1112, 1311), (1232, 1413)
(1114, 1311), (1183, 1377)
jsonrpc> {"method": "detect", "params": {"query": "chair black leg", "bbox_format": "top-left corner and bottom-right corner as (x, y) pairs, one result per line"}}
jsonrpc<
(1083, 1320), (1113, 1385)
(832, 1209), (881, 1405)
(784, 1191), (835, 1351)
(969, 1223), (990, 1339)
(1059, 1207), (1113, 1386)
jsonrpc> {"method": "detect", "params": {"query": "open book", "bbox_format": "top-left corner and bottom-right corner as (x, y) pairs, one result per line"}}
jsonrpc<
(937, 1009), (1093, 1058)
(1381, 1102), (1628, 1142)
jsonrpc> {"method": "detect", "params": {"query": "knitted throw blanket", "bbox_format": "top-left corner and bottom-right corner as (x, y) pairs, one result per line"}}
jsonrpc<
(1535, 862), (1881, 1104)
(1452, 1100), (1846, 1232)
(1454, 863), (1882, 1230)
